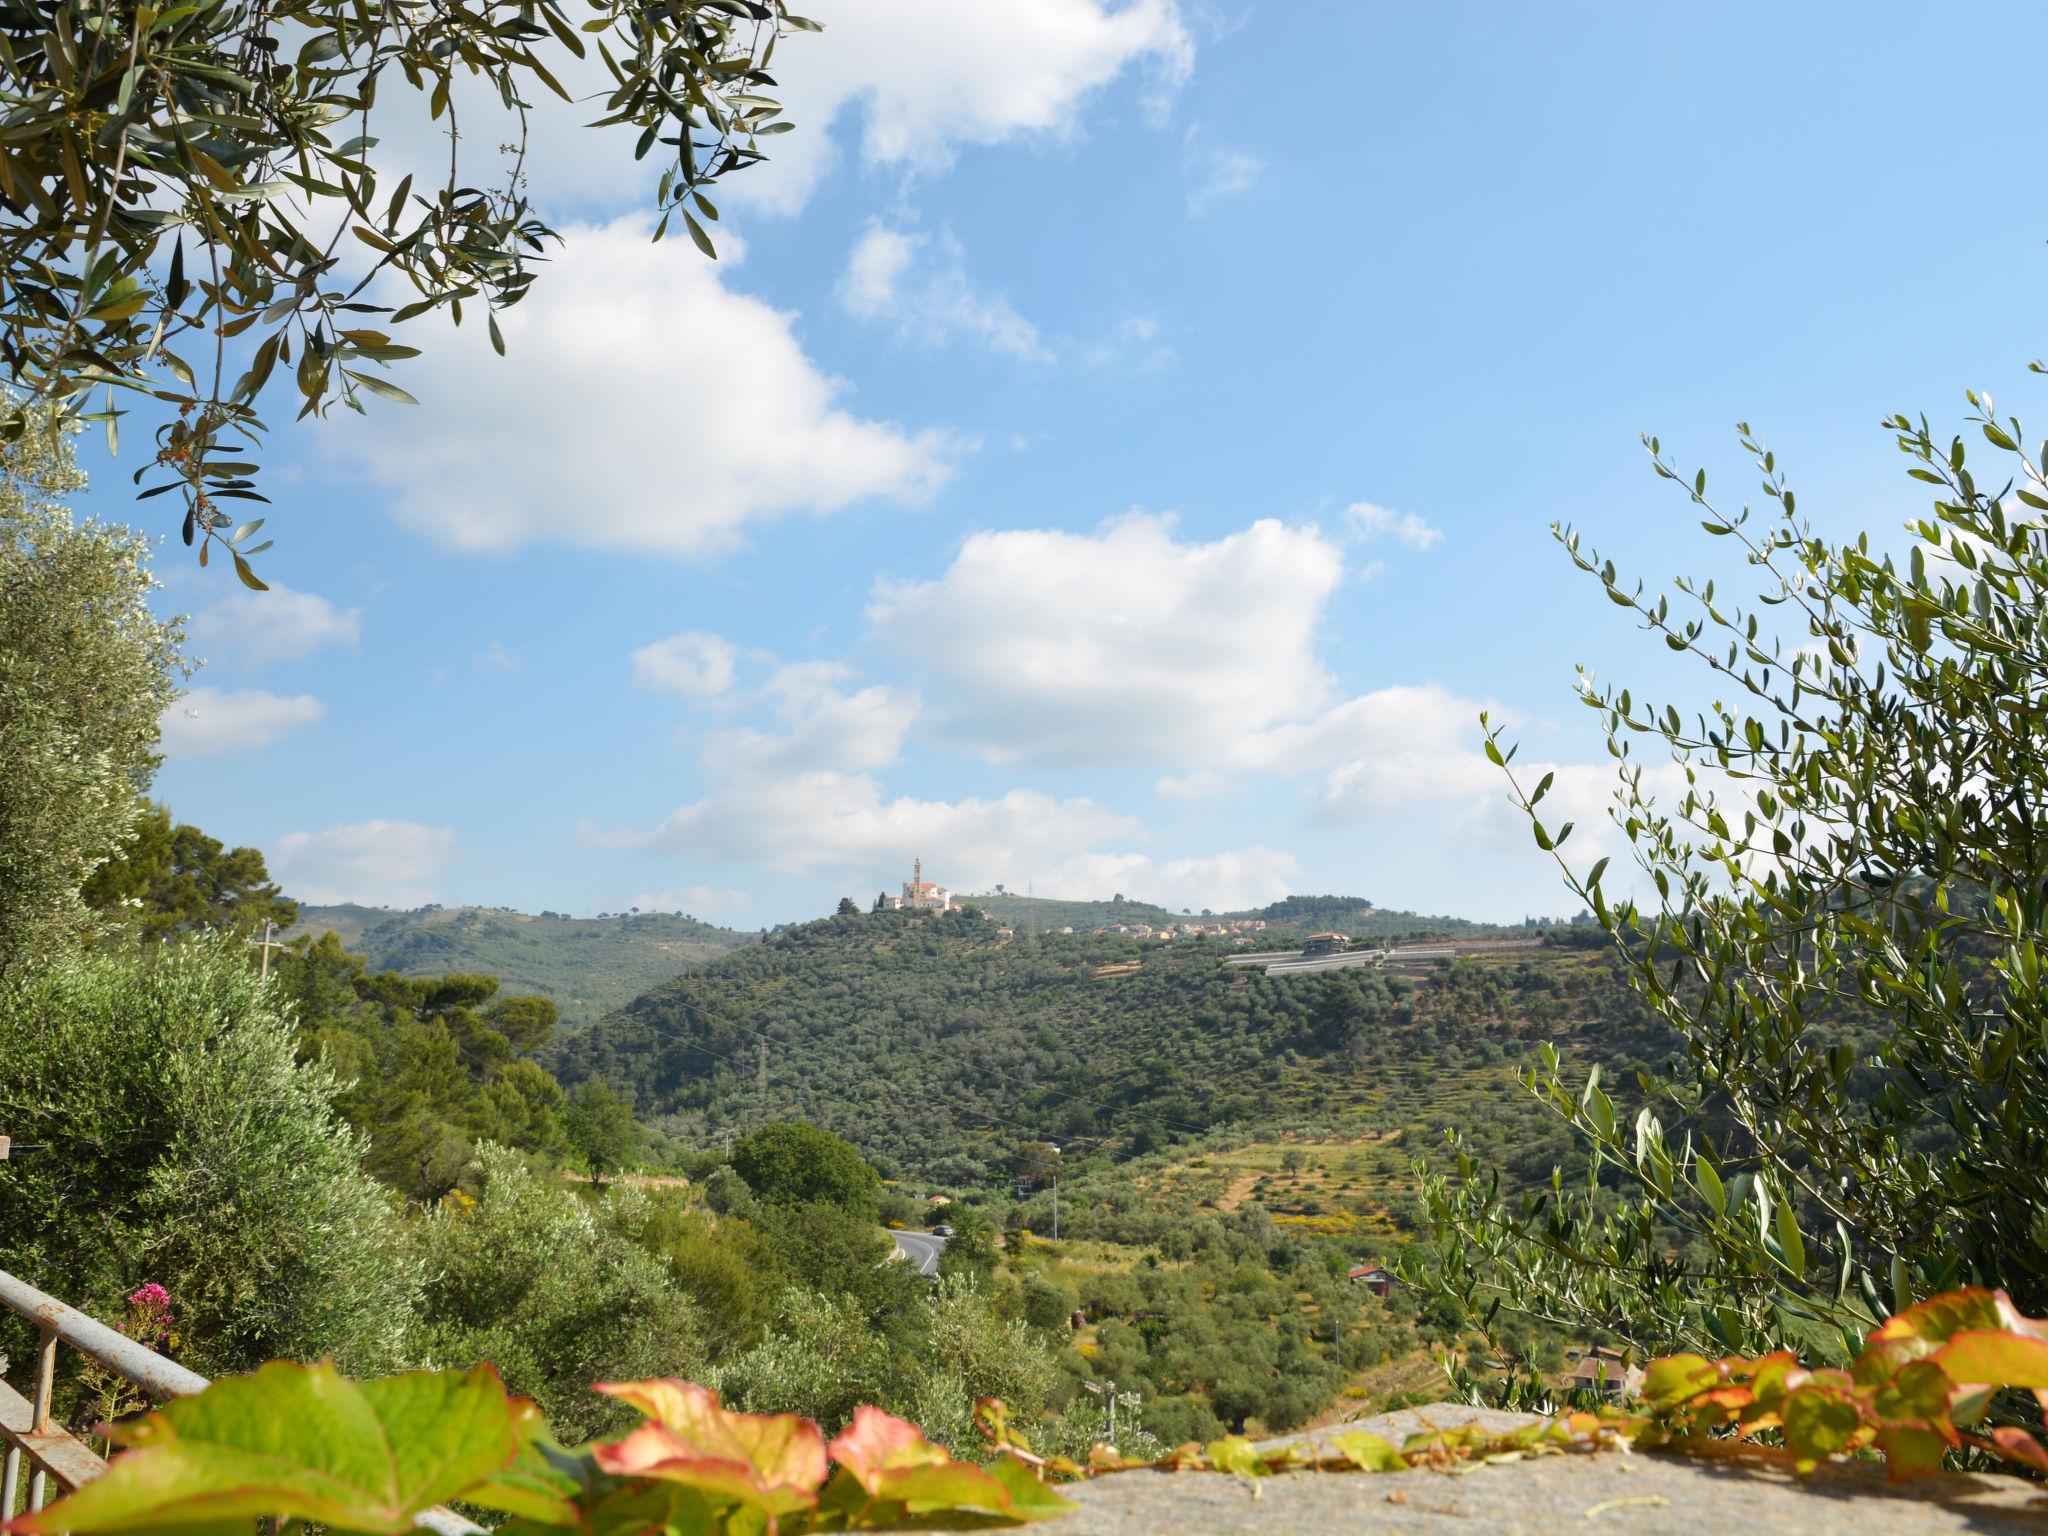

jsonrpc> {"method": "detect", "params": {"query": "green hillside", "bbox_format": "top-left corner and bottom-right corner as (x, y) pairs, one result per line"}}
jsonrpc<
(957, 890), (1520, 939)
(950, 892), (1176, 929)
(554, 906), (1674, 1190)
(288, 903), (752, 1030)
(1242, 894), (1522, 939)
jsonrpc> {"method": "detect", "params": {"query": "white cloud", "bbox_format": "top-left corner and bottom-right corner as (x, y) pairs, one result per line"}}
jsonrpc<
(1247, 684), (1496, 812)
(270, 820), (458, 907)
(1450, 757), (1695, 878)
(186, 585), (360, 667)
(624, 885), (754, 920)
(1081, 314), (1174, 373)
(622, 772), (1135, 884)
(634, 632), (740, 698)
(158, 687), (324, 759)
(1184, 142), (1260, 214)
(868, 512), (1344, 765)
(1347, 501), (1443, 552)
(839, 225), (921, 318)
(1038, 846), (1297, 911)
(474, 641), (521, 674)
(837, 224), (1049, 361)
(335, 217), (956, 557)
(736, 0), (1194, 215)
(706, 662), (918, 775)
(1156, 769), (1227, 802)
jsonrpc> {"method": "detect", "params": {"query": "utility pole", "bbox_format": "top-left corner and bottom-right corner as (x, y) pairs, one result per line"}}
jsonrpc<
(757, 1041), (768, 1097)
(249, 920), (286, 981)
(1083, 1379), (1141, 1443)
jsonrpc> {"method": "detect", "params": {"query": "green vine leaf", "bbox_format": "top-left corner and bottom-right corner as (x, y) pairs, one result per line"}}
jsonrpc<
(11, 1362), (522, 1536)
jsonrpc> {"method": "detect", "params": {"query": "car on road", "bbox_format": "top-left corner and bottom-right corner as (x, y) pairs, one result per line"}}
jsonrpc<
(932, 1223), (953, 1237)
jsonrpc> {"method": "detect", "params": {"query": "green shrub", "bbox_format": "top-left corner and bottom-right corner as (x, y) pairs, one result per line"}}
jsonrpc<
(732, 1121), (880, 1217)
(0, 938), (416, 1375)
(711, 1277), (1059, 1450)
(411, 1145), (698, 1443)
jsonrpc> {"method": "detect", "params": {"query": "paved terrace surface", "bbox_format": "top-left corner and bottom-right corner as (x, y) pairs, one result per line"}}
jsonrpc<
(1030, 1405), (2048, 1536)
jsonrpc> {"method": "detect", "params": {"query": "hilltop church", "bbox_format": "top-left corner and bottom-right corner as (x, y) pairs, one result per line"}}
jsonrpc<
(879, 858), (955, 912)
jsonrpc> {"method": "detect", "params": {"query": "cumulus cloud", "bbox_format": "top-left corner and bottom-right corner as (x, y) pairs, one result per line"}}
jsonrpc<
(333, 218), (955, 557)
(868, 513), (1344, 765)
(270, 820), (459, 907)
(606, 649), (1291, 913)
(1247, 684), (1497, 812)
(634, 631), (740, 698)
(158, 687), (324, 759)
(705, 662), (918, 775)
(1038, 846), (1297, 911)
(1347, 501), (1443, 552)
(186, 585), (361, 667)
(360, 1), (1190, 216)
(839, 225), (922, 317)
(837, 224), (1049, 361)
(621, 772), (1135, 883)
(737, 0), (1194, 215)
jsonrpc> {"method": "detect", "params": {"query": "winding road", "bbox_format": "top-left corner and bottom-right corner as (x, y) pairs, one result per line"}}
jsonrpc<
(890, 1228), (947, 1278)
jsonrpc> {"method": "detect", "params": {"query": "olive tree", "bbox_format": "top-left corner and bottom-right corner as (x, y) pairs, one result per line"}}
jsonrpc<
(0, 408), (183, 971)
(1417, 389), (2048, 1365)
(0, 937), (418, 1375)
(0, 1), (816, 576)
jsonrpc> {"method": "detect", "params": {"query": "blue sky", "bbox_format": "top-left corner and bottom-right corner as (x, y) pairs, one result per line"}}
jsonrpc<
(80, 1), (2048, 926)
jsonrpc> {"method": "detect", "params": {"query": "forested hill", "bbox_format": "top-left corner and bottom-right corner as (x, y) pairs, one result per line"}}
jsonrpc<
(288, 904), (751, 1030)
(950, 891), (1520, 938)
(1245, 895), (1521, 938)
(553, 907), (1674, 1187)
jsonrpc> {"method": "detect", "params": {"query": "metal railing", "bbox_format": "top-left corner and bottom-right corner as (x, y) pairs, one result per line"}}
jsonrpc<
(0, 1269), (481, 1533)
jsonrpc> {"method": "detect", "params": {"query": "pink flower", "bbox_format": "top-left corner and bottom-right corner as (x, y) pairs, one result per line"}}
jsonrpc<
(127, 1282), (170, 1313)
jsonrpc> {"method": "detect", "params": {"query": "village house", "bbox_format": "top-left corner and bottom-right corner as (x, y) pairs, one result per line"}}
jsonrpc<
(1568, 1346), (1642, 1399)
(1346, 1262), (1394, 1296)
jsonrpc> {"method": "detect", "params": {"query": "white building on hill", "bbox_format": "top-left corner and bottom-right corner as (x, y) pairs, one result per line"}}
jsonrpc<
(881, 858), (954, 912)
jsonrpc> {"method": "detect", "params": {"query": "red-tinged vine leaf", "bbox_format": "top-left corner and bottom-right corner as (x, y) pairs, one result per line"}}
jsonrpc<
(1780, 1381), (1867, 1475)
(590, 1379), (826, 1519)
(1740, 1352), (1807, 1430)
(1928, 1330), (2048, 1403)
(1984, 1427), (2048, 1476)
(1868, 1290), (2011, 1353)
(828, 1406), (954, 1491)
(1861, 1358), (1956, 1436)
(1640, 1353), (1721, 1411)
(826, 1406), (1015, 1515)
(1330, 1430), (1406, 1472)
(10, 1362), (521, 1535)
(1872, 1425), (1952, 1483)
